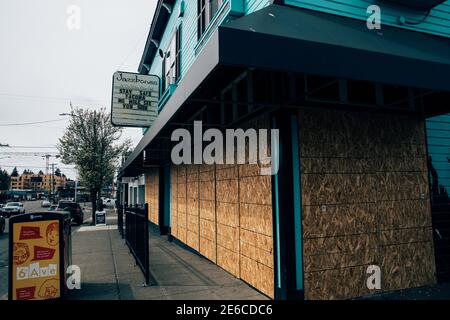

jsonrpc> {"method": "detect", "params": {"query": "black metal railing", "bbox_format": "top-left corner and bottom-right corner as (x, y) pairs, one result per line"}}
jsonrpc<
(117, 204), (124, 238)
(124, 204), (150, 285)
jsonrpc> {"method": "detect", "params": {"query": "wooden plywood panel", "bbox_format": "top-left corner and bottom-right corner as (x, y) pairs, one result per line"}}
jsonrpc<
(238, 162), (274, 298)
(199, 165), (216, 262)
(299, 108), (436, 300)
(177, 165), (187, 243)
(186, 165), (199, 251)
(171, 166), (178, 238)
(215, 164), (240, 277)
(145, 168), (159, 225)
(167, 114), (274, 299)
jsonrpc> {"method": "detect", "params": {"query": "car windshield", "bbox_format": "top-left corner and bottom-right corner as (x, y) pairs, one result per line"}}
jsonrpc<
(58, 202), (77, 208)
(6, 203), (19, 207)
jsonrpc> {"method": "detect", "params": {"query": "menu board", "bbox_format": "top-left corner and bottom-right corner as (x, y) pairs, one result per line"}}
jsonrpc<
(95, 211), (106, 226)
(11, 220), (60, 300)
(111, 71), (160, 128)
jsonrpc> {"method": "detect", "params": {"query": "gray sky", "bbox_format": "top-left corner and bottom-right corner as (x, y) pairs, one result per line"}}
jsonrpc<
(0, 0), (156, 180)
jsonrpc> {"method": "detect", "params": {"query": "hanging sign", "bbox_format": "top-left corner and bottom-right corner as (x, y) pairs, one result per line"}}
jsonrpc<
(111, 71), (160, 128)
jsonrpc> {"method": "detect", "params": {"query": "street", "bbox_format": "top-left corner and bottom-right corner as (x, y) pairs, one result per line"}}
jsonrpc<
(0, 200), (91, 299)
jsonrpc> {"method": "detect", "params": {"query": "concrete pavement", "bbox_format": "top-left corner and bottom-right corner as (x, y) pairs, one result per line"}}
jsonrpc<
(68, 210), (268, 300)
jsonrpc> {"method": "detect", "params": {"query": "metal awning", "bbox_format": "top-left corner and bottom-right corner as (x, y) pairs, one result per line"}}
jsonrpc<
(219, 4), (450, 91)
(120, 4), (450, 176)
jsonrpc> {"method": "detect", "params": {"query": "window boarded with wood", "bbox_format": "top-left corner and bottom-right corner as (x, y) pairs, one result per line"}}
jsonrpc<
(169, 115), (274, 298)
(145, 168), (159, 226)
(299, 108), (436, 300)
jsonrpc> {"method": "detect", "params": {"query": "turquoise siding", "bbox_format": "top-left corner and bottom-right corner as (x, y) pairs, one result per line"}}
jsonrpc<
(245, 0), (271, 14)
(427, 114), (450, 191)
(148, 0), (271, 94)
(285, 0), (450, 38)
(149, 0), (183, 80)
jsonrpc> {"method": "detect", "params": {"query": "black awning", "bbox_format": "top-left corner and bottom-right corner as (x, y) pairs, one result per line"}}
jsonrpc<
(219, 4), (450, 91)
(120, 4), (450, 176)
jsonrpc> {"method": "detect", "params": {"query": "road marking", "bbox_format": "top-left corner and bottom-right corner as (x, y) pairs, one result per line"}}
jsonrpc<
(77, 225), (117, 232)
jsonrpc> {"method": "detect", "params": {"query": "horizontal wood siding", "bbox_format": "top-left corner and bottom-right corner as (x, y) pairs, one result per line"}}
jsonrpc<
(285, 0), (450, 38)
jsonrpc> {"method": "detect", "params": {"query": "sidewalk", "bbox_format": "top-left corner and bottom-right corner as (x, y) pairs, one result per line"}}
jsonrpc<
(68, 211), (267, 300)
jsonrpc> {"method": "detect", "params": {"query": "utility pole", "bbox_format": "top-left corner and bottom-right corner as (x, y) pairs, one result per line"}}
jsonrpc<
(50, 163), (56, 203)
(43, 154), (60, 175)
(74, 179), (78, 203)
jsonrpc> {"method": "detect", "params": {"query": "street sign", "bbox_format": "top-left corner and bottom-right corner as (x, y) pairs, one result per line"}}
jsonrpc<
(111, 71), (160, 128)
(95, 211), (106, 226)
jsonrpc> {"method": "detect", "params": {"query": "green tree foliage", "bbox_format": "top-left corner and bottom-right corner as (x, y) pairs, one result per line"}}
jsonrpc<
(54, 168), (62, 177)
(11, 167), (18, 177)
(58, 107), (131, 221)
(0, 168), (11, 190)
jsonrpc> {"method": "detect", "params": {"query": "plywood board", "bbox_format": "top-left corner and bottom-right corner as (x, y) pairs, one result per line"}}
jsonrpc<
(299, 108), (436, 300)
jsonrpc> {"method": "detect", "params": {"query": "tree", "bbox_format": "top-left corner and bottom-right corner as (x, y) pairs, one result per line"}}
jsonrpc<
(0, 168), (10, 191)
(11, 167), (18, 177)
(38, 170), (44, 175)
(54, 168), (61, 177)
(58, 107), (131, 222)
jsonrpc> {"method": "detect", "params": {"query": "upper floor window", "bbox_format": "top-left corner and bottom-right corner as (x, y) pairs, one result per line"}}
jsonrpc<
(197, 0), (223, 40)
(161, 25), (182, 93)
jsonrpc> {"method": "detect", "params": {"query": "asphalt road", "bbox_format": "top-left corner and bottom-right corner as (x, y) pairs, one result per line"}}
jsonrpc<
(0, 200), (92, 299)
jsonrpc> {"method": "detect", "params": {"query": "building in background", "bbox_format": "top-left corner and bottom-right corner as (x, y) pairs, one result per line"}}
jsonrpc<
(10, 171), (67, 193)
(118, 0), (450, 299)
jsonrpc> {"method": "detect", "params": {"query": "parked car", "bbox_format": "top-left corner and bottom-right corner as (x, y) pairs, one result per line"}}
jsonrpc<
(0, 202), (25, 217)
(102, 198), (114, 207)
(0, 215), (5, 234)
(48, 204), (58, 211)
(41, 200), (51, 208)
(57, 201), (84, 225)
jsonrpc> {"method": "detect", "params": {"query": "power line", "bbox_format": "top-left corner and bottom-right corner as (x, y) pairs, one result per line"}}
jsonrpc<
(0, 164), (77, 170)
(7, 145), (58, 149)
(0, 92), (108, 105)
(0, 118), (68, 126)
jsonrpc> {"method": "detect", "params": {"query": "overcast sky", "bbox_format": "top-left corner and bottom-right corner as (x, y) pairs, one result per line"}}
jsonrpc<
(0, 0), (156, 180)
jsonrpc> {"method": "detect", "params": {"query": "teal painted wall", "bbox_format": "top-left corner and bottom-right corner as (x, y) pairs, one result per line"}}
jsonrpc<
(148, 0), (271, 92)
(285, 0), (450, 38)
(245, 0), (271, 14)
(427, 114), (450, 192)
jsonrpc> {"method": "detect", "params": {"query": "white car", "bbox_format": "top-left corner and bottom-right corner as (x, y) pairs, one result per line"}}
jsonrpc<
(102, 198), (114, 207)
(1, 202), (25, 217)
(41, 200), (51, 208)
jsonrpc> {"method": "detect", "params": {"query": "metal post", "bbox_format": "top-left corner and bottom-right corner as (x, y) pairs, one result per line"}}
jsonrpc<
(144, 203), (150, 285)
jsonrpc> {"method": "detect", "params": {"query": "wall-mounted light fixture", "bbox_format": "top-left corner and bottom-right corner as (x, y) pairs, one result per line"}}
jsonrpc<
(162, 2), (172, 14)
(150, 39), (160, 48)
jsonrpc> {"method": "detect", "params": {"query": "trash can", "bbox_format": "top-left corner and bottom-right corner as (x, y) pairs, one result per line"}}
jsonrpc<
(8, 212), (72, 300)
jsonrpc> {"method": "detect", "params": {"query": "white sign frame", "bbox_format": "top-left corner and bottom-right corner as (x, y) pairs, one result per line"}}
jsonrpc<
(111, 71), (160, 128)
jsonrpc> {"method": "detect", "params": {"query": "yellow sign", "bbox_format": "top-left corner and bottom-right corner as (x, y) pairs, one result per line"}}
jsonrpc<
(11, 220), (60, 300)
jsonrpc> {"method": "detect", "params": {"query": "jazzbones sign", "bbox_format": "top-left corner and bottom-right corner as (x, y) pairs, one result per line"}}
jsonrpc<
(11, 220), (60, 300)
(111, 71), (160, 128)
